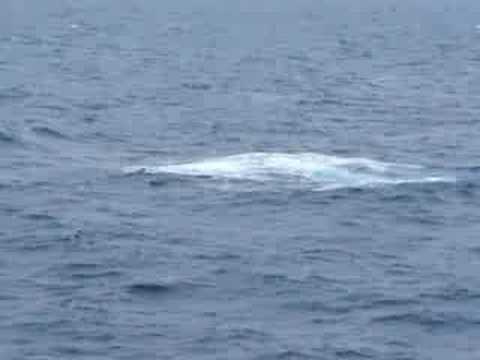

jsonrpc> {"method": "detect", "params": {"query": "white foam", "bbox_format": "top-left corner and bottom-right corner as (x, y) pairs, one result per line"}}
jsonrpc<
(124, 152), (454, 191)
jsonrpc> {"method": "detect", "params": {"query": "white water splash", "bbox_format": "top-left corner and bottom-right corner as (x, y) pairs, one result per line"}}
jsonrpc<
(124, 152), (454, 191)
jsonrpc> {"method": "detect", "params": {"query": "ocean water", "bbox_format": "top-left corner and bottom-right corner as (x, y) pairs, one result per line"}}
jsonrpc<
(1, 0), (480, 359)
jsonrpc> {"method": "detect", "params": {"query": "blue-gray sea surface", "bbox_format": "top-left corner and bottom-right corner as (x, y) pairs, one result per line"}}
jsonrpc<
(1, 0), (480, 359)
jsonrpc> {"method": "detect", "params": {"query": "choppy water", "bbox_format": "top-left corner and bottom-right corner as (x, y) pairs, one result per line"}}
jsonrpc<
(1, 0), (480, 359)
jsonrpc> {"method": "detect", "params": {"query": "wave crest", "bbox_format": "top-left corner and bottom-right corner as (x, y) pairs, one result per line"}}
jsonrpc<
(123, 152), (454, 191)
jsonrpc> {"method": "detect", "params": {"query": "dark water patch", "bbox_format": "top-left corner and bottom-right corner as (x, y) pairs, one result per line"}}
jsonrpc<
(284, 300), (352, 315)
(471, 245), (480, 255)
(371, 311), (480, 331)
(19, 240), (53, 252)
(79, 129), (130, 144)
(419, 286), (480, 302)
(416, 234), (435, 242)
(334, 348), (375, 359)
(52, 345), (105, 357)
(295, 98), (325, 108)
(122, 167), (154, 177)
(83, 130), (129, 145)
(302, 293), (419, 318)
(0, 204), (21, 216)
(226, 327), (270, 341)
(302, 247), (356, 263)
(63, 263), (98, 271)
(72, 332), (116, 343)
(292, 190), (331, 206)
(398, 212), (446, 227)
(469, 54), (480, 63)
(338, 218), (362, 227)
(0, 130), (17, 144)
(225, 135), (242, 143)
(0, 182), (11, 191)
(14, 318), (74, 334)
(212, 266), (228, 275)
(366, 297), (421, 309)
(1, 178), (54, 192)
(308, 274), (347, 287)
(226, 190), (291, 207)
(384, 262), (416, 277)
(60, 262), (123, 280)
(52, 345), (84, 356)
(329, 116), (349, 123)
(124, 148), (174, 160)
(126, 279), (214, 299)
(70, 269), (123, 280)
(75, 101), (110, 112)
(325, 186), (368, 200)
(379, 191), (416, 203)
(415, 183), (455, 201)
(22, 212), (57, 222)
(31, 126), (70, 140)
(12, 33), (46, 46)
(29, 102), (68, 113)
(159, 97), (184, 107)
(81, 114), (98, 123)
(258, 350), (316, 360)
(182, 82), (212, 91)
(58, 229), (84, 243)
(194, 252), (241, 261)
(0, 294), (19, 301)
(148, 174), (190, 187)
(452, 179), (479, 201)
(369, 251), (400, 261)
(257, 273), (302, 289)
(0, 86), (32, 103)
(41, 281), (86, 296)
(126, 281), (191, 297)
(79, 130), (111, 141)
(371, 312), (435, 327)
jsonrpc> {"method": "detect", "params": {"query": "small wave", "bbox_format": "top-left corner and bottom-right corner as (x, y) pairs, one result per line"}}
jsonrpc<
(60, 262), (123, 279)
(31, 126), (70, 140)
(123, 152), (454, 192)
(30, 103), (68, 113)
(420, 286), (480, 302)
(0, 85), (32, 103)
(266, 350), (315, 360)
(23, 213), (57, 221)
(334, 349), (374, 359)
(225, 327), (269, 341)
(284, 300), (352, 315)
(371, 311), (480, 330)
